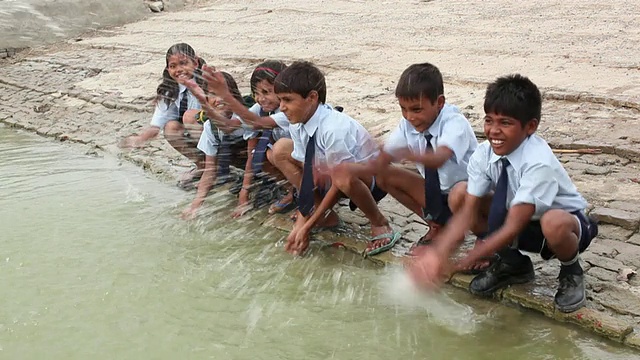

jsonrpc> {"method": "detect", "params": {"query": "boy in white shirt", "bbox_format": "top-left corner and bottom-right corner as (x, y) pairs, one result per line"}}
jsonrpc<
(409, 74), (598, 313)
(270, 61), (398, 256)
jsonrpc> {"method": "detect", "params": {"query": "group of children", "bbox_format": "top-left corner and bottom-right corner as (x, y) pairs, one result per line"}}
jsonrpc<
(121, 42), (599, 313)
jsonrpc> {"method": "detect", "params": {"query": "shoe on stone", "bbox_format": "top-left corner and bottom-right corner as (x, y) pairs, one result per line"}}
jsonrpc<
(555, 271), (586, 313)
(469, 255), (535, 297)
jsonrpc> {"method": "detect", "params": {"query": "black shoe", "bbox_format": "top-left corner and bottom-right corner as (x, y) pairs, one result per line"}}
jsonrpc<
(555, 271), (586, 313)
(469, 256), (535, 296)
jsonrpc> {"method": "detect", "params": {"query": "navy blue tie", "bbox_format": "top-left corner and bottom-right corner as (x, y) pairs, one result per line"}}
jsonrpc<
(487, 158), (510, 234)
(178, 88), (188, 123)
(251, 109), (274, 174)
(423, 134), (444, 222)
(298, 133), (315, 217)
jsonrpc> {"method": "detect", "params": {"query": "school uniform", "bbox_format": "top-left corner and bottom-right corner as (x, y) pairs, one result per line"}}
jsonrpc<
(150, 84), (201, 128)
(383, 103), (477, 224)
(467, 134), (597, 259)
(197, 114), (248, 169)
(291, 104), (384, 213)
(244, 103), (291, 174)
(245, 103), (291, 142)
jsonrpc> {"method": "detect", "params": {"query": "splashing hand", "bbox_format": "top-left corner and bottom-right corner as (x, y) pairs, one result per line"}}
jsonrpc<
(202, 65), (230, 96)
(406, 246), (447, 290)
(181, 205), (198, 220)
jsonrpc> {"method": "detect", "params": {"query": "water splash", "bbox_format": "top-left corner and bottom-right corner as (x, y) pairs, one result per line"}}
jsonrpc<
(379, 267), (482, 335)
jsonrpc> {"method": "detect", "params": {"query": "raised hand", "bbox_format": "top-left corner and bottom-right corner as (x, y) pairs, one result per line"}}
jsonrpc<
(202, 65), (230, 96)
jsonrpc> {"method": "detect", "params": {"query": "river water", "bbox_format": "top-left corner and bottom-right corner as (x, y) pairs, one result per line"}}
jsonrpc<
(0, 126), (636, 359)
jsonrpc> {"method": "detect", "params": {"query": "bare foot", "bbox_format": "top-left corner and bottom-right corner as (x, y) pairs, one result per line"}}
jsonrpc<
(315, 209), (340, 229)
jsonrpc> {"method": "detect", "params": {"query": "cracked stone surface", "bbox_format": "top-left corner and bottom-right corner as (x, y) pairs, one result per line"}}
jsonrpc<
(2, 0), (640, 350)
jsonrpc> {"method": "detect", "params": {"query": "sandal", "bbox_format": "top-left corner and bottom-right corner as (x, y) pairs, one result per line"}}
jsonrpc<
(364, 230), (402, 257)
(268, 193), (296, 214)
(177, 167), (203, 190)
(406, 223), (441, 256)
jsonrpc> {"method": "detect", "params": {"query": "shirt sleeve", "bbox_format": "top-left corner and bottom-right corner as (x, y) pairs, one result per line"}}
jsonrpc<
(197, 120), (220, 156)
(382, 123), (408, 158)
(271, 112), (290, 132)
(466, 146), (492, 197)
(437, 115), (472, 164)
(323, 130), (357, 167)
(150, 101), (178, 128)
(511, 163), (559, 214)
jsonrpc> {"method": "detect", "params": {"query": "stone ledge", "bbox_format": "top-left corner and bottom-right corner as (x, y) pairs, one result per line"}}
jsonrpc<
(591, 207), (640, 231)
(260, 211), (638, 348)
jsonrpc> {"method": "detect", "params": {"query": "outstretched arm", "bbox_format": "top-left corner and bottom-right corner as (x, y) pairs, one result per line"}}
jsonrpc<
(183, 79), (241, 134)
(202, 66), (278, 129)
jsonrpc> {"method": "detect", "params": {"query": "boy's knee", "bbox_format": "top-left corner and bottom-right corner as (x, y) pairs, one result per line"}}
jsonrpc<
(448, 181), (468, 212)
(272, 138), (293, 163)
(330, 163), (354, 190)
(541, 210), (577, 241)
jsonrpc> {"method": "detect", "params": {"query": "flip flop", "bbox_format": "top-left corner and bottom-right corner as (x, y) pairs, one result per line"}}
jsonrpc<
(364, 230), (402, 257)
(268, 195), (296, 214)
(176, 168), (203, 190)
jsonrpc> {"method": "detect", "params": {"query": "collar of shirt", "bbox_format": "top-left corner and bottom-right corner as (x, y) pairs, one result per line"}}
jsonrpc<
(302, 104), (330, 137)
(489, 135), (530, 171)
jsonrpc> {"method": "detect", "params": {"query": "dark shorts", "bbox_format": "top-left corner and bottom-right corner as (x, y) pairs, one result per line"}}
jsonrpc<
(348, 176), (387, 211)
(517, 210), (598, 260)
(422, 192), (453, 225)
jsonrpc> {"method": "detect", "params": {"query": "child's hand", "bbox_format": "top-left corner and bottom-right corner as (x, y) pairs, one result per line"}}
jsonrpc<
(406, 247), (447, 290)
(202, 65), (230, 97)
(181, 205), (199, 220)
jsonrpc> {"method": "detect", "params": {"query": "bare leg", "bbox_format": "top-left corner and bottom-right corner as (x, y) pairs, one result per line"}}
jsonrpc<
(164, 120), (204, 169)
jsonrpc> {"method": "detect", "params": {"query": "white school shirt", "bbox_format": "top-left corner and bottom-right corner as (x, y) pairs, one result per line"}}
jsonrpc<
(466, 134), (587, 220)
(244, 103), (291, 141)
(196, 114), (245, 157)
(383, 103), (477, 193)
(290, 104), (378, 168)
(150, 83), (202, 128)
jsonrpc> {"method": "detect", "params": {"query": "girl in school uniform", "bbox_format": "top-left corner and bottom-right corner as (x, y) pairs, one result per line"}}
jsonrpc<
(181, 72), (251, 219)
(202, 61), (296, 218)
(120, 43), (207, 189)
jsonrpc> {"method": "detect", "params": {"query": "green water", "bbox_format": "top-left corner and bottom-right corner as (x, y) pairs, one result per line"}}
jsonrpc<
(0, 126), (637, 360)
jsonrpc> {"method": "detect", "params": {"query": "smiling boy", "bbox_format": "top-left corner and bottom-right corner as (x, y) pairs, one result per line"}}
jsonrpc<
(409, 74), (598, 313)
(363, 63), (478, 257)
(270, 61), (397, 256)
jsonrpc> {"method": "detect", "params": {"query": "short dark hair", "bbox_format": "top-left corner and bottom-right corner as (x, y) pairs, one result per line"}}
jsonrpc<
(484, 74), (542, 126)
(274, 61), (327, 104)
(395, 63), (444, 103)
(250, 60), (288, 95)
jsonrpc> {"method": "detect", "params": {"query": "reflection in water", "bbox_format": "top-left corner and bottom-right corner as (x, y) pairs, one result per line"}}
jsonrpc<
(0, 127), (636, 359)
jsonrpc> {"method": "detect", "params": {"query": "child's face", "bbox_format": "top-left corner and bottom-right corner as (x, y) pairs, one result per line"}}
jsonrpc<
(167, 54), (198, 84)
(484, 112), (538, 155)
(277, 91), (318, 124)
(254, 79), (280, 113)
(398, 96), (444, 133)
